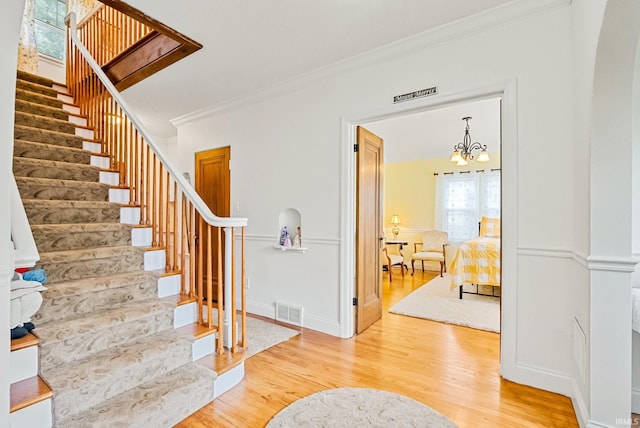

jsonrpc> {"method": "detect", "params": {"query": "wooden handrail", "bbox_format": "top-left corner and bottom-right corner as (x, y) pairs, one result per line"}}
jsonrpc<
(65, 10), (247, 354)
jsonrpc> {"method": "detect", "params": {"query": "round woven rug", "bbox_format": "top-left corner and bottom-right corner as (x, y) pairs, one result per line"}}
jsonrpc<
(265, 388), (457, 427)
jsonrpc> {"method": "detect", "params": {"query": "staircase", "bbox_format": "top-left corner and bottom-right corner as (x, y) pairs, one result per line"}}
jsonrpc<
(9, 70), (222, 427)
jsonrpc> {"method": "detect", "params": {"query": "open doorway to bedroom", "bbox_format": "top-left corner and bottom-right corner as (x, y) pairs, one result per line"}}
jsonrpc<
(360, 96), (502, 337)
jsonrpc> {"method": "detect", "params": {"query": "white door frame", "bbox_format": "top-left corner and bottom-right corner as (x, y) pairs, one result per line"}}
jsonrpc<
(338, 79), (518, 377)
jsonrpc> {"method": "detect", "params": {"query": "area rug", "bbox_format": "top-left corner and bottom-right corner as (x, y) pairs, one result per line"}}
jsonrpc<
(245, 316), (300, 357)
(388, 274), (500, 333)
(266, 388), (457, 428)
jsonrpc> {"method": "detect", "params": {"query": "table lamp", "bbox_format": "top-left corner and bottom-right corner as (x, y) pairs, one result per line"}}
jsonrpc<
(390, 214), (400, 239)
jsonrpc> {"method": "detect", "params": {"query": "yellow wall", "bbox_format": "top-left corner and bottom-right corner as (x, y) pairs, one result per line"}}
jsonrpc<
(383, 153), (501, 271)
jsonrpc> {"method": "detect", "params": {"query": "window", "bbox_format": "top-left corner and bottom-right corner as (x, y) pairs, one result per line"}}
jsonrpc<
(34, 0), (67, 60)
(435, 170), (501, 242)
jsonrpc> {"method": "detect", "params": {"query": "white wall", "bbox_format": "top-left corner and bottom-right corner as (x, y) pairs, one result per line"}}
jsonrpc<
(2, 2), (27, 425)
(37, 55), (65, 83)
(175, 0), (579, 394)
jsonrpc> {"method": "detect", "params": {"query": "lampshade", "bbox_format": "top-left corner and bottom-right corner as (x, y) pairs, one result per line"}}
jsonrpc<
(456, 156), (468, 166)
(477, 149), (490, 162)
(390, 214), (400, 225)
(450, 150), (462, 163)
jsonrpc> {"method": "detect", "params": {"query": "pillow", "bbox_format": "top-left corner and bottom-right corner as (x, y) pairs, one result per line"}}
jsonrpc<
(480, 217), (501, 237)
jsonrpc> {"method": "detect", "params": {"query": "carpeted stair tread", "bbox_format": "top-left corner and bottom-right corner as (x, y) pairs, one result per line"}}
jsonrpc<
(14, 139), (92, 165)
(37, 298), (175, 367)
(16, 79), (59, 99)
(33, 271), (159, 324)
(15, 98), (69, 121)
(42, 329), (194, 421)
(38, 245), (144, 264)
(17, 70), (55, 87)
(16, 176), (109, 201)
(22, 199), (121, 224)
(55, 363), (216, 428)
(13, 157), (99, 182)
(14, 124), (84, 149)
(30, 223), (132, 252)
(15, 87), (63, 109)
(15, 110), (76, 134)
(36, 245), (145, 284)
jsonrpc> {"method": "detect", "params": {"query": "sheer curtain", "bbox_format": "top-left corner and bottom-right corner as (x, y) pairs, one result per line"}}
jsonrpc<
(17, 0), (39, 73)
(435, 169), (501, 242)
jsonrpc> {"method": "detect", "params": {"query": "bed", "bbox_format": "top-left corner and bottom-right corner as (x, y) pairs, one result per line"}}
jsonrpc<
(449, 217), (501, 299)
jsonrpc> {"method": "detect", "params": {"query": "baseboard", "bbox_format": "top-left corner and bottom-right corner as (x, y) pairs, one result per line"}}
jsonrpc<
(572, 378), (589, 428)
(247, 300), (342, 337)
(502, 361), (573, 397)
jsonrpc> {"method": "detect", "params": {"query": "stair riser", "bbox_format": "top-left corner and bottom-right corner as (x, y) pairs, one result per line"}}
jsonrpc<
(36, 254), (145, 284)
(39, 309), (174, 367)
(15, 88), (62, 109)
(14, 140), (91, 165)
(17, 179), (109, 201)
(13, 158), (99, 182)
(15, 111), (76, 134)
(34, 281), (157, 324)
(16, 79), (58, 98)
(33, 229), (131, 252)
(52, 341), (192, 421)
(15, 99), (68, 121)
(14, 126), (83, 149)
(23, 203), (121, 224)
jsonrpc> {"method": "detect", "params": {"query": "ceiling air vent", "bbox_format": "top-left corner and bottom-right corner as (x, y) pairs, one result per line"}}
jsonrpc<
(275, 302), (303, 327)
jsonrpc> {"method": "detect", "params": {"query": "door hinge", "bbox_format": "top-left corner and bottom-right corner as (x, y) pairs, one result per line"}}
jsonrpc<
(353, 143), (359, 152)
(352, 297), (358, 306)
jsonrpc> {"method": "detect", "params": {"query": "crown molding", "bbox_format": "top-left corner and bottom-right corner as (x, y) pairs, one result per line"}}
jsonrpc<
(171, 0), (571, 127)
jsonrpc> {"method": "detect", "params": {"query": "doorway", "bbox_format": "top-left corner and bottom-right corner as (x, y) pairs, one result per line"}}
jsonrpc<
(343, 81), (517, 376)
(356, 97), (502, 335)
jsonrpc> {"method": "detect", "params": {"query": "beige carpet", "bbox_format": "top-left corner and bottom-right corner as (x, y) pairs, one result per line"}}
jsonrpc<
(245, 316), (300, 357)
(266, 388), (457, 427)
(388, 274), (500, 333)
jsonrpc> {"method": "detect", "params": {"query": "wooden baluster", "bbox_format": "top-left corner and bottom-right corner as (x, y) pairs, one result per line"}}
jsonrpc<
(207, 225), (213, 329)
(152, 154), (158, 245)
(140, 145), (151, 225)
(173, 181), (178, 271)
(190, 204), (196, 299)
(216, 226), (224, 355)
(181, 194), (187, 294)
(197, 216), (204, 325)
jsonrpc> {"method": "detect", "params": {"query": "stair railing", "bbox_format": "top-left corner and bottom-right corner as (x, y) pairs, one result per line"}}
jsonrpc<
(65, 11), (247, 354)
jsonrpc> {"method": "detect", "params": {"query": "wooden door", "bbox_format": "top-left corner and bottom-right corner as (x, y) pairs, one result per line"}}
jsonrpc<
(195, 147), (230, 302)
(355, 126), (383, 334)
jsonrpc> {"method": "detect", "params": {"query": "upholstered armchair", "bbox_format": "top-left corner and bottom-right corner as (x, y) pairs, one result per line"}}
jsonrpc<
(411, 230), (448, 277)
(383, 244), (406, 282)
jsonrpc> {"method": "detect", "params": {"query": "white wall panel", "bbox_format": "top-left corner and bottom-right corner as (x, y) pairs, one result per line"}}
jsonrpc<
(175, 1), (581, 399)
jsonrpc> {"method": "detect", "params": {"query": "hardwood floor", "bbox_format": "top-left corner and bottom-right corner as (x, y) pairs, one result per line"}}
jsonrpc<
(177, 268), (578, 427)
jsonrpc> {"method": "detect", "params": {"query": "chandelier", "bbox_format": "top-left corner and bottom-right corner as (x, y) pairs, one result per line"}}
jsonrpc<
(450, 116), (490, 166)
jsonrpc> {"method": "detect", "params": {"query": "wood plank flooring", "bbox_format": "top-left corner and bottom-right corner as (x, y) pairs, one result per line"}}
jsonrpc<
(177, 269), (578, 427)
